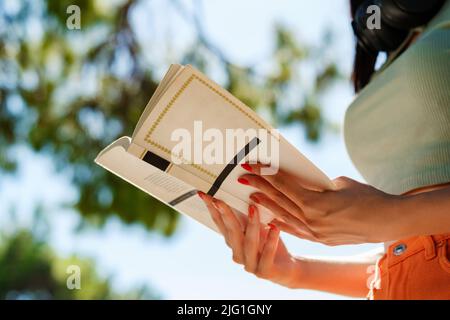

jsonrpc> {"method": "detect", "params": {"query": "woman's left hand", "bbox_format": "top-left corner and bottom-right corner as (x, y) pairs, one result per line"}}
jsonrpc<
(198, 192), (306, 288)
(238, 163), (406, 245)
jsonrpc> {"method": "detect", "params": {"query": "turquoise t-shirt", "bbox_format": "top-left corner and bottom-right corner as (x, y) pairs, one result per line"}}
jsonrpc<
(344, 1), (450, 195)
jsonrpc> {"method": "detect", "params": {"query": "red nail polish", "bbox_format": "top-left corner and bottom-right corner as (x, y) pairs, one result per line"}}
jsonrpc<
(197, 191), (205, 199)
(237, 178), (250, 185)
(249, 194), (260, 204)
(241, 163), (252, 172)
(248, 205), (255, 219)
(268, 223), (276, 231)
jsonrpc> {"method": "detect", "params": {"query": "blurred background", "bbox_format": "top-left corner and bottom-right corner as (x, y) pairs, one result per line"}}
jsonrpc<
(0, 0), (382, 299)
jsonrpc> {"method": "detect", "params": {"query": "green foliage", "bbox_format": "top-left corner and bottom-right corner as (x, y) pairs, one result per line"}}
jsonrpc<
(223, 26), (340, 141)
(0, 229), (157, 299)
(0, 0), (341, 236)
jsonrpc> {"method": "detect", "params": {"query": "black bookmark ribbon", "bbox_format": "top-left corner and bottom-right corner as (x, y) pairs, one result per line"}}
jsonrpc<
(142, 150), (170, 171)
(168, 190), (199, 206)
(207, 137), (260, 197)
(145, 137), (261, 206)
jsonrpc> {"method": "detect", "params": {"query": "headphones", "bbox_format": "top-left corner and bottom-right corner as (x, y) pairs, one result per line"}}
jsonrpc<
(352, 0), (445, 53)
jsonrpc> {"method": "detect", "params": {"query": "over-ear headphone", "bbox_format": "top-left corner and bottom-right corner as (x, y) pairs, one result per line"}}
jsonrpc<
(352, 0), (445, 53)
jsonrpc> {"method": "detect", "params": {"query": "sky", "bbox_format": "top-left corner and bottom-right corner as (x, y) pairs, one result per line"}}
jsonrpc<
(0, 0), (383, 299)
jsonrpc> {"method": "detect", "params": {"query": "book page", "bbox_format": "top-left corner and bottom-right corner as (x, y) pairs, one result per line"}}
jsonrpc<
(96, 65), (335, 233)
(132, 64), (185, 139)
(95, 137), (275, 233)
(130, 65), (334, 204)
(95, 137), (218, 232)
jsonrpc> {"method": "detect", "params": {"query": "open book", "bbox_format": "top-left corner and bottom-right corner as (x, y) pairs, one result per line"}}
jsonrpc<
(95, 64), (334, 233)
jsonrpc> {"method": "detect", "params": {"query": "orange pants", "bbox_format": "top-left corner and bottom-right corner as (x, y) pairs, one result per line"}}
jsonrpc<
(369, 233), (450, 299)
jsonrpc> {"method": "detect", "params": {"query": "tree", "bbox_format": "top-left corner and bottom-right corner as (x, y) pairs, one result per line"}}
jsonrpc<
(0, 229), (158, 299)
(0, 0), (341, 236)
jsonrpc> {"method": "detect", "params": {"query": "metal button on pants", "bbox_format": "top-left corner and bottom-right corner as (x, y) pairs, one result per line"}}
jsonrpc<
(393, 243), (407, 256)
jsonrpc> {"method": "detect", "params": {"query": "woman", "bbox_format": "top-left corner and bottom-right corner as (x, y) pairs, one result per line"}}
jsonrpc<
(200, 0), (450, 299)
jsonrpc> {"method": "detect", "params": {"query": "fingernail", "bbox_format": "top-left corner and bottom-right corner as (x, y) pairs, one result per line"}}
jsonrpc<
(249, 194), (260, 204)
(241, 163), (252, 172)
(237, 178), (250, 185)
(268, 223), (277, 231)
(248, 205), (255, 219)
(197, 191), (205, 199)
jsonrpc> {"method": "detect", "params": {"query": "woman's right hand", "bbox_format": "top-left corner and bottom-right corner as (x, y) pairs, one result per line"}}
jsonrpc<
(198, 191), (305, 289)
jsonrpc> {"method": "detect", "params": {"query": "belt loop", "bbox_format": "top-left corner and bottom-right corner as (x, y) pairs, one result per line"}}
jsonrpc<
(421, 236), (437, 260)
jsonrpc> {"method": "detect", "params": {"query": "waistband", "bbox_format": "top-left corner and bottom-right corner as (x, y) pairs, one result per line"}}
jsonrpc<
(381, 233), (450, 270)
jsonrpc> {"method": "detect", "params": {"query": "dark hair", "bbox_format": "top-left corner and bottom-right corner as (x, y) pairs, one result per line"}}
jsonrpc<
(350, 0), (378, 92)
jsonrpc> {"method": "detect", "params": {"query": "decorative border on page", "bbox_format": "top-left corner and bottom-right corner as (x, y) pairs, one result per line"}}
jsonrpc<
(143, 74), (270, 180)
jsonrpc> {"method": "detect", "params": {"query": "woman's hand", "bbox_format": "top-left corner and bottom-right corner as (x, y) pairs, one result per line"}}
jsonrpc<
(237, 163), (406, 245)
(199, 191), (304, 289)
